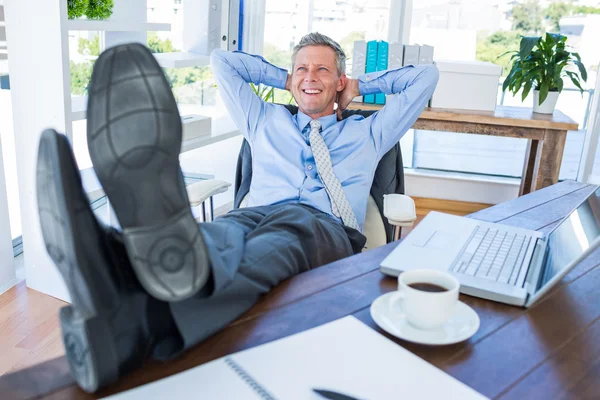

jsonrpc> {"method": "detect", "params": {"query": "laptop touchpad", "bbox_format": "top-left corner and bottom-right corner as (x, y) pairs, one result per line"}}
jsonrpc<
(415, 230), (456, 250)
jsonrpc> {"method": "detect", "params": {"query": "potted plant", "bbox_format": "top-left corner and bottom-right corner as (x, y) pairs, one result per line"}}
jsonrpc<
(502, 33), (587, 114)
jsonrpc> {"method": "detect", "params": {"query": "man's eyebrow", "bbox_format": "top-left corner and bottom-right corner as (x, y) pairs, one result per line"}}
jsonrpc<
(295, 63), (330, 68)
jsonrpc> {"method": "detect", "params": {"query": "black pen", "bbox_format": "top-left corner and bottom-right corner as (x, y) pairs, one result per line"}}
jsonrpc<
(313, 388), (363, 400)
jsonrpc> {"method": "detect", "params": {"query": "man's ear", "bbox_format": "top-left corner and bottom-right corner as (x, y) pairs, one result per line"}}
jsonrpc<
(337, 74), (348, 92)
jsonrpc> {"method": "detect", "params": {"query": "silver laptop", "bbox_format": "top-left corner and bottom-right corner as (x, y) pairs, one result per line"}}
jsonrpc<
(380, 186), (600, 307)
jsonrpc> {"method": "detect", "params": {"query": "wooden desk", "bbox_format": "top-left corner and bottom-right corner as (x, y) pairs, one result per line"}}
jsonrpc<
(3, 180), (600, 399)
(349, 103), (579, 196)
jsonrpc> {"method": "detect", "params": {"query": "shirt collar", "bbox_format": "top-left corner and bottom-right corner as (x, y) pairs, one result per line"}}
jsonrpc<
(296, 110), (338, 133)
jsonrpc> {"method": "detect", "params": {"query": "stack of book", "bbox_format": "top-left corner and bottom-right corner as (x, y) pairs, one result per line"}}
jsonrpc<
(351, 41), (434, 105)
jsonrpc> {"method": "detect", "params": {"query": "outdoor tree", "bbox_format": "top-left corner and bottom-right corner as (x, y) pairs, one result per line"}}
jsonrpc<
(78, 36), (100, 57)
(476, 30), (522, 76)
(263, 43), (293, 71)
(572, 5), (600, 14)
(545, 1), (572, 31)
(70, 61), (94, 95)
(512, 0), (543, 33)
(148, 33), (175, 54)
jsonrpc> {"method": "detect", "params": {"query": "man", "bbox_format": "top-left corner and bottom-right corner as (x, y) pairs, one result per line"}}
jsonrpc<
(36, 32), (438, 392)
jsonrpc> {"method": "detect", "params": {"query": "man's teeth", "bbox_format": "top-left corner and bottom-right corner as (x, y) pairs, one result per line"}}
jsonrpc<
(303, 89), (322, 94)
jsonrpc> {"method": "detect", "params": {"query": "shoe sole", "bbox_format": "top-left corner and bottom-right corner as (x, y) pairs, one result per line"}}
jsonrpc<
(86, 43), (210, 302)
(36, 129), (120, 392)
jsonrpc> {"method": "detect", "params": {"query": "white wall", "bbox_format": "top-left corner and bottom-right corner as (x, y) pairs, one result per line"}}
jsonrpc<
(0, 134), (16, 295)
(4, 0), (71, 301)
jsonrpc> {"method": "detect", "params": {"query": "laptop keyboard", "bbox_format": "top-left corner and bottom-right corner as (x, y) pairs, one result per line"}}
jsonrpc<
(450, 226), (533, 285)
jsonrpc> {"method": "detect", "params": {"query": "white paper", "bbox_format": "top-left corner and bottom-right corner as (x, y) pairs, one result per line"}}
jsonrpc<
(103, 316), (488, 400)
(233, 316), (487, 400)
(101, 358), (262, 400)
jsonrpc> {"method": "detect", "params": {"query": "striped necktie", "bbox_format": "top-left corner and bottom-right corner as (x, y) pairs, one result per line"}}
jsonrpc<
(308, 119), (359, 230)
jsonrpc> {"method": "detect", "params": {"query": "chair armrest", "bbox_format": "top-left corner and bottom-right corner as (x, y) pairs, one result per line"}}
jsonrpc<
(187, 180), (231, 207)
(383, 194), (417, 227)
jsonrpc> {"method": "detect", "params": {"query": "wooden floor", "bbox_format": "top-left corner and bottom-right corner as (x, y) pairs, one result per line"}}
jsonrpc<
(0, 281), (66, 376)
(0, 197), (490, 377)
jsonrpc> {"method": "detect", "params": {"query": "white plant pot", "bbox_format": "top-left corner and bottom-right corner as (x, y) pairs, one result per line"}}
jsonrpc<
(533, 90), (559, 114)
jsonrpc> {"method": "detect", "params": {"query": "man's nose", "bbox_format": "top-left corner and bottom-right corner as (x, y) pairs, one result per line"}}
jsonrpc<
(304, 68), (318, 81)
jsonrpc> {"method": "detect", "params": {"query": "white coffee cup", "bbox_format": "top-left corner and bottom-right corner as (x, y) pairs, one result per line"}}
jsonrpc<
(392, 269), (460, 330)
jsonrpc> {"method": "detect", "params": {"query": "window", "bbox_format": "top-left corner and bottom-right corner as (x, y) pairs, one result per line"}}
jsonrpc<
(262, 0), (391, 103)
(406, 0), (594, 181)
(67, 2), (232, 212)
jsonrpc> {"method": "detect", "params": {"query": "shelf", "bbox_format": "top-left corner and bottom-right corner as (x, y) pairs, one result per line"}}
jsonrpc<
(180, 129), (241, 153)
(66, 19), (170, 32)
(69, 95), (238, 153)
(154, 52), (211, 69)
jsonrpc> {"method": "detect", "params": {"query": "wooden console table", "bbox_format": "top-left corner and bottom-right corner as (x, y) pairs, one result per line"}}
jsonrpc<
(349, 103), (579, 195)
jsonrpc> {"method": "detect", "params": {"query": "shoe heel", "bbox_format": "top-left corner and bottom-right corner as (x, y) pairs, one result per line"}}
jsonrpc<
(123, 208), (210, 302)
(60, 306), (119, 393)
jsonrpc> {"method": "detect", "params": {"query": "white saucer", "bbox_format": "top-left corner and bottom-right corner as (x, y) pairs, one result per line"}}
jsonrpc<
(370, 292), (480, 346)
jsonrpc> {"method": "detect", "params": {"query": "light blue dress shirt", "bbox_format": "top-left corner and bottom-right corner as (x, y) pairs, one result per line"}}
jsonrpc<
(210, 49), (439, 231)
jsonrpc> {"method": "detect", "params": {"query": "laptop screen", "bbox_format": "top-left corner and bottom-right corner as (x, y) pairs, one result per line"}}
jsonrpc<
(536, 187), (600, 292)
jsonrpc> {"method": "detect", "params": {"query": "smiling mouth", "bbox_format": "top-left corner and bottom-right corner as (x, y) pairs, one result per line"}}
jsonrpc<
(302, 89), (322, 95)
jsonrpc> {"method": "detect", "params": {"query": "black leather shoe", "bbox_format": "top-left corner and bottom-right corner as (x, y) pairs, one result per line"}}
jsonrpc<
(86, 43), (210, 302)
(36, 129), (154, 393)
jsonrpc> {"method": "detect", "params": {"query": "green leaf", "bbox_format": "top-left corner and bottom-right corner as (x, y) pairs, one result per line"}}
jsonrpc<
(265, 87), (275, 102)
(566, 71), (584, 92)
(556, 78), (564, 92)
(546, 32), (557, 45)
(539, 82), (550, 105)
(503, 66), (521, 91)
(249, 82), (259, 95)
(522, 81), (533, 101)
(498, 50), (518, 59)
(520, 36), (540, 60)
(573, 60), (588, 81)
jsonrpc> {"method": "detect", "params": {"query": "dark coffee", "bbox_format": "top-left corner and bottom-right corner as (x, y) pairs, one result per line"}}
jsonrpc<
(408, 282), (448, 293)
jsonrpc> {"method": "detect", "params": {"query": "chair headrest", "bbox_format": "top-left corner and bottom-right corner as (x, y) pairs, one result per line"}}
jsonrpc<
(281, 104), (376, 120)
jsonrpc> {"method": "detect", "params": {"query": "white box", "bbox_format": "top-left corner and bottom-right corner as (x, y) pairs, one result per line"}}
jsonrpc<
(403, 45), (420, 66)
(431, 60), (502, 112)
(182, 114), (212, 140)
(388, 43), (404, 69)
(418, 45), (434, 64)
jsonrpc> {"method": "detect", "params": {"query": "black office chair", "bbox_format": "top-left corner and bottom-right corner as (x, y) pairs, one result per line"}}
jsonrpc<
(186, 104), (417, 250)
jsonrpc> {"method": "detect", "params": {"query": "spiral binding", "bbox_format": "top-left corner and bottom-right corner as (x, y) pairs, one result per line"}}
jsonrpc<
(224, 357), (278, 400)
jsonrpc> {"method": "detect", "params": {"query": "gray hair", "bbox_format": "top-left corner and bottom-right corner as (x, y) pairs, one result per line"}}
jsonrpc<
(292, 32), (346, 76)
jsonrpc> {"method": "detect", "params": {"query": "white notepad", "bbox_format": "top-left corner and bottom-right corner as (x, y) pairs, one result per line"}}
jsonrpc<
(103, 316), (488, 400)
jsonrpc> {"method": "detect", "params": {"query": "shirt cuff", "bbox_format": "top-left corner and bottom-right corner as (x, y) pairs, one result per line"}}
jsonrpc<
(358, 65), (415, 95)
(233, 51), (289, 90)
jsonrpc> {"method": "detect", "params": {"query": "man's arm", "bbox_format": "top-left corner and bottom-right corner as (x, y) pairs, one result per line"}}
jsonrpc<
(210, 49), (289, 142)
(340, 65), (439, 157)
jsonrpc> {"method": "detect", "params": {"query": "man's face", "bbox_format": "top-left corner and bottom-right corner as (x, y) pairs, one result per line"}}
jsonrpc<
(291, 45), (347, 119)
